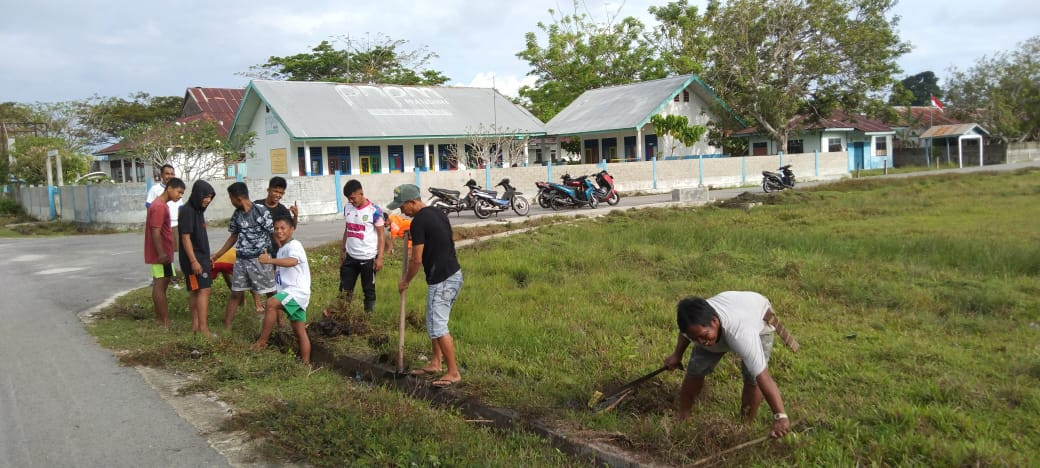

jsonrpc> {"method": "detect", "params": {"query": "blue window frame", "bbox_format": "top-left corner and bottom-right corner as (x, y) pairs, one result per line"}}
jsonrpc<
(388, 145), (404, 173)
(327, 146), (350, 175)
(297, 146), (323, 175)
(358, 146), (381, 174)
(624, 136), (637, 160)
(601, 138), (618, 161)
(413, 145), (431, 171)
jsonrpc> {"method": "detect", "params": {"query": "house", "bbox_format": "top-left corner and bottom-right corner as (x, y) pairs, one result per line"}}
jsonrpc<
(93, 87), (245, 182)
(539, 74), (735, 164)
(225, 80), (546, 179)
(919, 123), (990, 167)
(888, 106), (962, 148)
(733, 109), (896, 170)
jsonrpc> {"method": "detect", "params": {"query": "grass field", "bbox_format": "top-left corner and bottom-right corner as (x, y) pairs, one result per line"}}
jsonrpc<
(91, 168), (1040, 465)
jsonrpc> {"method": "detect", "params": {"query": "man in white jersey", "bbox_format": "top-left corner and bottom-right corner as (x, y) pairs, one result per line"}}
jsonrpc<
(253, 216), (311, 365)
(339, 179), (386, 313)
(663, 291), (792, 439)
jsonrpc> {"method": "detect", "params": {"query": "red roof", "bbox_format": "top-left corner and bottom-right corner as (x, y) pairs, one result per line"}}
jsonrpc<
(734, 108), (892, 136)
(181, 87), (245, 136)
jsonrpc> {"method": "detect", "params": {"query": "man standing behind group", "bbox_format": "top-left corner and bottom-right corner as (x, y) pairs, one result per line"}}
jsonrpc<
(389, 184), (463, 388)
(340, 179), (385, 313)
(256, 176), (299, 254)
(146, 164), (183, 254)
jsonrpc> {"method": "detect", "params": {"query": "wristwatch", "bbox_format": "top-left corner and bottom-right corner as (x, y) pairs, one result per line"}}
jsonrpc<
(773, 413), (788, 421)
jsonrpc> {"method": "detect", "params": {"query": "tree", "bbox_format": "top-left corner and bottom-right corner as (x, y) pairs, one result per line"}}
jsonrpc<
(446, 124), (529, 169)
(10, 135), (91, 186)
(888, 71), (942, 106)
(241, 34), (450, 85)
(77, 93), (182, 147)
(117, 119), (256, 183)
(945, 36), (1040, 143)
(516, 1), (667, 121)
(650, 114), (706, 157)
(661, 0), (909, 150)
(649, 0), (710, 76)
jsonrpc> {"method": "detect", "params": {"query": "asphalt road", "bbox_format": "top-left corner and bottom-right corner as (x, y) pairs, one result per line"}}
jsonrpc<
(1, 160), (1035, 466)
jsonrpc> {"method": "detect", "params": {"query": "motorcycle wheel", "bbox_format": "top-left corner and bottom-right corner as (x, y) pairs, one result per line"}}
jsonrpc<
(537, 190), (551, 208)
(550, 196), (566, 211)
(762, 180), (774, 193)
(511, 196), (530, 216)
(606, 191), (620, 205)
(473, 199), (493, 219)
(588, 195), (599, 209)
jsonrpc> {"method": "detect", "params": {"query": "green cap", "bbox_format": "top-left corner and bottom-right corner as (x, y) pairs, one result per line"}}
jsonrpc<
(387, 184), (421, 210)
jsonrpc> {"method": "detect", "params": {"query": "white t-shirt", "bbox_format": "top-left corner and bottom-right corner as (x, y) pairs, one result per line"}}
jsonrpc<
(146, 183), (182, 228)
(702, 291), (774, 378)
(342, 200), (385, 260)
(275, 239), (311, 310)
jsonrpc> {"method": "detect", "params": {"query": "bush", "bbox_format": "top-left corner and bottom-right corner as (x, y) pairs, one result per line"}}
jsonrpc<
(0, 195), (24, 216)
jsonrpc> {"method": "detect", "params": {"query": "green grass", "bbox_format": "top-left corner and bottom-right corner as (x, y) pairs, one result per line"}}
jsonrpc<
(90, 168), (1040, 465)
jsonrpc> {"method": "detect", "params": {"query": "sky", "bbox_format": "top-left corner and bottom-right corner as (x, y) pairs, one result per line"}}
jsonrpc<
(2, 0), (1038, 104)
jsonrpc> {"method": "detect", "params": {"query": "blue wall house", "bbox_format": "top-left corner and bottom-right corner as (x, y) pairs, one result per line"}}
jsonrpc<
(733, 109), (896, 171)
(536, 74), (740, 164)
(227, 80), (546, 179)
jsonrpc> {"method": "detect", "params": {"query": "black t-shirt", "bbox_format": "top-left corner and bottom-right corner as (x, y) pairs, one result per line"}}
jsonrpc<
(255, 199), (292, 255)
(178, 204), (210, 273)
(410, 206), (460, 284)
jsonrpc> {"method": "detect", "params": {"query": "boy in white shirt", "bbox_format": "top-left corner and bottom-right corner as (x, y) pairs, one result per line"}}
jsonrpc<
(339, 179), (386, 313)
(252, 216), (311, 365)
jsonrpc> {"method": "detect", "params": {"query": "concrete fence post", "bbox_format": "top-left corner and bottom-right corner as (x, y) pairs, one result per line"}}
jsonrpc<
(698, 154), (704, 187)
(485, 165), (491, 189)
(547, 159), (553, 182)
(86, 185), (93, 224)
(652, 157), (658, 190)
(741, 156), (747, 185)
(334, 171), (343, 214)
(814, 150), (819, 177)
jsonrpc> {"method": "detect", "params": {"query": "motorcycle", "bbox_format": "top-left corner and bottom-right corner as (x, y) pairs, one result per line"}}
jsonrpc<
(761, 165), (796, 193)
(548, 173), (598, 210)
(472, 178), (530, 219)
(534, 181), (554, 208)
(429, 179), (480, 215)
(592, 169), (620, 205)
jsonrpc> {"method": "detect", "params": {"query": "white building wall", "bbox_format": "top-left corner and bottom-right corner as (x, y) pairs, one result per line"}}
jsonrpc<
(246, 104), (292, 179)
(657, 88), (721, 157)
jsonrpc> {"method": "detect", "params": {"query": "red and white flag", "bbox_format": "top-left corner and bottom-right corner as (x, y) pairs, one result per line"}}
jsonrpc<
(930, 95), (944, 112)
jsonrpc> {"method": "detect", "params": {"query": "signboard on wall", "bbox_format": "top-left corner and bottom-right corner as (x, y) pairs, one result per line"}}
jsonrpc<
(265, 115), (279, 135)
(270, 148), (288, 174)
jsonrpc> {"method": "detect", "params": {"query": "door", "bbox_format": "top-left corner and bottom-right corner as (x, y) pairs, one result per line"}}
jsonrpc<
(388, 145), (404, 173)
(852, 142), (865, 169)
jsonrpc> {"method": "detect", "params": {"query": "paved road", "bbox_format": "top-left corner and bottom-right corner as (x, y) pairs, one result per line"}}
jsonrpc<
(1, 160), (1035, 466)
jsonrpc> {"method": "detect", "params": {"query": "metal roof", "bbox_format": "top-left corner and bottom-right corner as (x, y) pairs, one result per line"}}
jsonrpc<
(733, 109), (893, 137)
(182, 87), (245, 136)
(919, 123), (990, 139)
(232, 80), (545, 140)
(544, 74), (719, 135)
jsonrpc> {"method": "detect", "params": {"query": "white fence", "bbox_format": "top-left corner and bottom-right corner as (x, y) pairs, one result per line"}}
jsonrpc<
(14, 152), (849, 228)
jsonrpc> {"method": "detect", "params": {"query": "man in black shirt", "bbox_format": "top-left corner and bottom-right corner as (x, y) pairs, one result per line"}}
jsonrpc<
(255, 176), (299, 256)
(389, 184), (463, 388)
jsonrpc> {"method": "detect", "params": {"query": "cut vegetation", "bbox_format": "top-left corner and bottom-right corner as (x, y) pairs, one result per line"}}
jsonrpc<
(90, 168), (1040, 466)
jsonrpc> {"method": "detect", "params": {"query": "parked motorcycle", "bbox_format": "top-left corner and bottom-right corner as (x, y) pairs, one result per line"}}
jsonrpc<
(549, 174), (598, 210)
(472, 178), (530, 218)
(592, 169), (620, 205)
(534, 181), (554, 208)
(761, 165), (796, 193)
(429, 179), (480, 215)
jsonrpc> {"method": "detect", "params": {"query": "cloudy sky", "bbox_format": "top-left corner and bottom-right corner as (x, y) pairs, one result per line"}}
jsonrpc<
(2, 0), (1037, 104)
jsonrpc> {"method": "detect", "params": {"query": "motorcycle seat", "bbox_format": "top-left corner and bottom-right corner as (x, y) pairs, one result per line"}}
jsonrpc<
(762, 170), (779, 177)
(439, 189), (461, 196)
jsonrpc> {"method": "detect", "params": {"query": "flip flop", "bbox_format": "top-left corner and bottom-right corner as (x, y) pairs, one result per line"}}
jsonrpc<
(409, 368), (440, 376)
(431, 379), (459, 388)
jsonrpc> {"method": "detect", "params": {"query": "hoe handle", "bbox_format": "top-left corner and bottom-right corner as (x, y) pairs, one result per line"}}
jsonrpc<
(397, 232), (410, 374)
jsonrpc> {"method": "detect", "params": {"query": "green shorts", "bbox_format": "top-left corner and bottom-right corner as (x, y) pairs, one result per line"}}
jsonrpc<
(149, 263), (175, 279)
(274, 292), (306, 323)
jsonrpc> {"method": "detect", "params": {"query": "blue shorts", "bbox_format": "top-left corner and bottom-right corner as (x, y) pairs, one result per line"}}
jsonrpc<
(686, 332), (774, 385)
(425, 270), (462, 339)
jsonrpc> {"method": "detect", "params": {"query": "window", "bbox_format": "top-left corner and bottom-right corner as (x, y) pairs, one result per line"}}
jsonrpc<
(327, 146), (350, 174)
(752, 142), (768, 156)
(683, 91), (689, 102)
(828, 138), (842, 152)
(875, 138), (888, 156)
(358, 146), (381, 174)
(786, 139), (803, 154)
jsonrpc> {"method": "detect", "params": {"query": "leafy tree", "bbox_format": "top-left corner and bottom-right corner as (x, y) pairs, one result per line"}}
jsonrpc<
(78, 93), (182, 147)
(516, 1), (667, 121)
(559, 138), (582, 156)
(945, 36), (1040, 143)
(660, 0), (909, 150)
(445, 124), (529, 169)
(888, 71), (942, 106)
(650, 114), (706, 157)
(241, 34), (449, 85)
(10, 135), (91, 186)
(117, 119), (256, 183)
(649, 0), (710, 76)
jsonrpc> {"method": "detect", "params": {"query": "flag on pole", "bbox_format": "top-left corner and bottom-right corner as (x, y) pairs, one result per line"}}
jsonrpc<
(930, 95), (944, 112)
